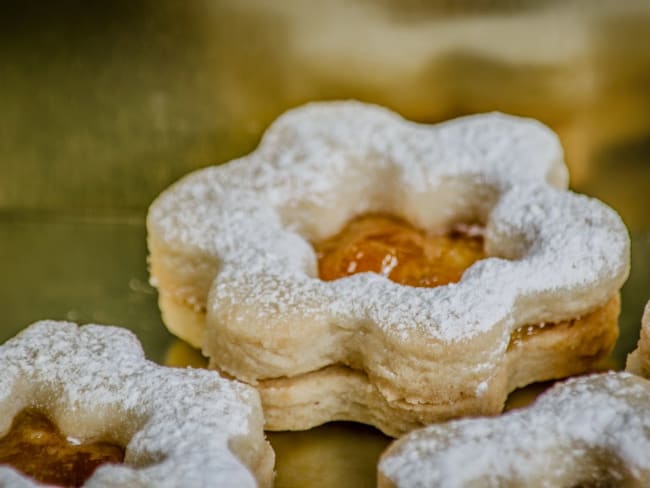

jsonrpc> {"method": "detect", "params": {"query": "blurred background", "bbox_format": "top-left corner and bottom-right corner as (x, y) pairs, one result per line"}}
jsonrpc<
(1, 1), (649, 486)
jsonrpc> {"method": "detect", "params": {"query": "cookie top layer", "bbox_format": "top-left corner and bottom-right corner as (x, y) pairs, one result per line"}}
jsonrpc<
(0, 321), (270, 487)
(379, 372), (650, 487)
(148, 101), (629, 380)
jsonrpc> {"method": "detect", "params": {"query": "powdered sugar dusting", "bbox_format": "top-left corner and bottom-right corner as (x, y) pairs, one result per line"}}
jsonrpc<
(0, 321), (270, 487)
(380, 372), (650, 487)
(147, 101), (629, 385)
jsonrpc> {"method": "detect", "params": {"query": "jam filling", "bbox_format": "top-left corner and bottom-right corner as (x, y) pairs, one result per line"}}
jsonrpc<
(315, 214), (485, 287)
(508, 322), (559, 348)
(315, 214), (597, 350)
(0, 410), (125, 487)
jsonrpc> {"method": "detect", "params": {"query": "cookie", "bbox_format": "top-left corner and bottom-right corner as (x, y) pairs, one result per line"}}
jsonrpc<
(626, 299), (650, 377)
(379, 372), (650, 487)
(148, 101), (629, 436)
(0, 321), (274, 487)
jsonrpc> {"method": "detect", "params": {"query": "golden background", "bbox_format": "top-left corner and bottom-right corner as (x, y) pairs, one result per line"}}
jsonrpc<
(1, 1), (650, 486)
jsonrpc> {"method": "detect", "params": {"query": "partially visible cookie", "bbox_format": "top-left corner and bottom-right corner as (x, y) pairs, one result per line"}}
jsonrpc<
(626, 300), (650, 377)
(378, 372), (650, 488)
(0, 321), (274, 487)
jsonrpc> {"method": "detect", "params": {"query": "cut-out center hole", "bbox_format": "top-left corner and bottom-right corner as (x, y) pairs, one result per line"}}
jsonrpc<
(0, 410), (125, 487)
(314, 214), (485, 287)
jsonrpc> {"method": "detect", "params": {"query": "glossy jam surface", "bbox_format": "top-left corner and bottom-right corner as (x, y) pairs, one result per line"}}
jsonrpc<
(315, 214), (485, 287)
(0, 410), (125, 487)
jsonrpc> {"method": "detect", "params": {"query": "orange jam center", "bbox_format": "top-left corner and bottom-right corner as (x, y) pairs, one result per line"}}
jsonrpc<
(315, 214), (485, 287)
(0, 410), (125, 487)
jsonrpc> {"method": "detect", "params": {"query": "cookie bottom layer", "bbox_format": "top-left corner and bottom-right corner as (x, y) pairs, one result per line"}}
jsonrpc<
(158, 293), (619, 437)
(159, 293), (206, 348)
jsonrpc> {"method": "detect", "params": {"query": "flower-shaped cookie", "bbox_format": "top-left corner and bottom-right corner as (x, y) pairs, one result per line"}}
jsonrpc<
(0, 321), (274, 487)
(379, 372), (650, 487)
(148, 101), (629, 436)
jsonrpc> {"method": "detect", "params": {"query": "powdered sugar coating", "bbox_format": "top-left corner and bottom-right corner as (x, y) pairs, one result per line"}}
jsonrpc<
(148, 101), (629, 386)
(379, 372), (650, 487)
(0, 321), (272, 487)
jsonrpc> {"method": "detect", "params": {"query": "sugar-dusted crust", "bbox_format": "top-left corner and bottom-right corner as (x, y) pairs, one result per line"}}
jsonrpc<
(0, 321), (274, 487)
(625, 300), (650, 377)
(379, 372), (650, 487)
(148, 101), (630, 434)
(151, 291), (619, 437)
